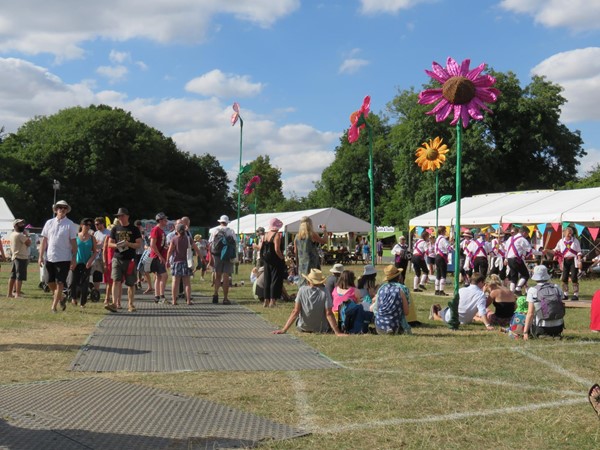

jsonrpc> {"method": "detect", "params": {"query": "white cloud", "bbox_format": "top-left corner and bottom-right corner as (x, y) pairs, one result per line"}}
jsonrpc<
(578, 147), (600, 176)
(500, 0), (600, 31)
(0, 57), (338, 196)
(359, 0), (433, 14)
(96, 65), (129, 84)
(0, 1), (300, 60)
(185, 69), (264, 98)
(339, 58), (370, 74)
(109, 50), (130, 64)
(531, 47), (600, 122)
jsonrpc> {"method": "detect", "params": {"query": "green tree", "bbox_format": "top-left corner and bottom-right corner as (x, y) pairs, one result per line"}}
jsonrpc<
(234, 155), (285, 215)
(0, 105), (231, 225)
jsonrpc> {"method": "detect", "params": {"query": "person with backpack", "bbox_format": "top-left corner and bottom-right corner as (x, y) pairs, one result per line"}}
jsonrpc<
(523, 265), (565, 340)
(208, 215), (237, 305)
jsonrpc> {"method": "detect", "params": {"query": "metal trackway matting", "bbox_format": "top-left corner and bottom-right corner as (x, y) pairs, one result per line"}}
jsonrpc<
(0, 377), (307, 449)
(70, 297), (339, 372)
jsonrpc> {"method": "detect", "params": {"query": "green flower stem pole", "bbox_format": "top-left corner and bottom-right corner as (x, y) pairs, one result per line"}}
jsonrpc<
(357, 114), (376, 266)
(254, 190), (258, 235)
(449, 123), (462, 330)
(236, 117), (244, 258)
(435, 171), (439, 237)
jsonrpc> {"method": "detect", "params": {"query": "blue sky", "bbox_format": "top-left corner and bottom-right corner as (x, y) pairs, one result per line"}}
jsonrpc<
(0, 0), (599, 196)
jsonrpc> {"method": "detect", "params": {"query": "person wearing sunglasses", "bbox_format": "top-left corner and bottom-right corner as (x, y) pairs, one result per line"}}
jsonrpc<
(38, 200), (77, 313)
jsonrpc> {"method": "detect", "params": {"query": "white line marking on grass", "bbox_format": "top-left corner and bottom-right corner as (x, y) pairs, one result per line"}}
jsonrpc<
(338, 339), (600, 365)
(336, 364), (582, 397)
(287, 371), (320, 432)
(513, 347), (594, 386)
(317, 397), (586, 434)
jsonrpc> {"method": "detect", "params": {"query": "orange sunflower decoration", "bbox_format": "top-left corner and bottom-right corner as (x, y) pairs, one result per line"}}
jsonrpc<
(415, 136), (448, 171)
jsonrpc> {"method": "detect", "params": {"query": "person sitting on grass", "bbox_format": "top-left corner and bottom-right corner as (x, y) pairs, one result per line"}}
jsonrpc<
(371, 265), (412, 335)
(272, 269), (344, 336)
(429, 272), (495, 331)
(523, 265), (565, 340)
(479, 273), (516, 326)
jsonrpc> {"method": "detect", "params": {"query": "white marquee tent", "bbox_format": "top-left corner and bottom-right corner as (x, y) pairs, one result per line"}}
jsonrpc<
(209, 207), (372, 235)
(0, 197), (16, 233)
(409, 187), (600, 229)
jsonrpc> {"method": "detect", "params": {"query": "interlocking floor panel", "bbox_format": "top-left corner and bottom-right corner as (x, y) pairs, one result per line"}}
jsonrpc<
(70, 298), (339, 372)
(0, 378), (306, 449)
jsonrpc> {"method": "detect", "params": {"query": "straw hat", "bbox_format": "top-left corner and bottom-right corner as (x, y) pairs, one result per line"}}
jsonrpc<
(53, 200), (71, 213)
(383, 264), (403, 281)
(301, 268), (327, 285)
(330, 263), (344, 274)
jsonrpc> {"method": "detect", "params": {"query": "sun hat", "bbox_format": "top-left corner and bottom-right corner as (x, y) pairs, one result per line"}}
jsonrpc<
(12, 218), (25, 226)
(531, 265), (551, 282)
(218, 215), (229, 224)
(363, 264), (377, 277)
(302, 268), (327, 285)
(53, 200), (71, 213)
(155, 212), (167, 221)
(516, 296), (528, 313)
(383, 264), (403, 281)
(269, 217), (283, 231)
(330, 263), (344, 274)
(194, 234), (202, 241)
(115, 207), (129, 216)
(461, 231), (473, 238)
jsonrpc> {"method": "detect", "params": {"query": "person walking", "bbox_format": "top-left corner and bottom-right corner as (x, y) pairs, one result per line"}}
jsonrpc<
(260, 217), (286, 308)
(166, 223), (193, 305)
(106, 208), (142, 312)
(38, 200), (77, 313)
(70, 218), (97, 308)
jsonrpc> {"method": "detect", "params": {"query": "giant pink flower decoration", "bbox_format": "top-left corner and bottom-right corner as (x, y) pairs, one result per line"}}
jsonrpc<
(231, 102), (241, 126)
(348, 95), (371, 143)
(418, 57), (499, 128)
(244, 175), (261, 195)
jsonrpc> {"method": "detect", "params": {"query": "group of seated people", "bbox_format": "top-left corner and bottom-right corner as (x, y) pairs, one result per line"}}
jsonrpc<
(273, 263), (415, 336)
(272, 262), (567, 339)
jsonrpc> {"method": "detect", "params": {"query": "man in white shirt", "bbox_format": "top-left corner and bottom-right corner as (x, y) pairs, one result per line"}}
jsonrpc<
(38, 200), (77, 313)
(430, 272), (495, 330)
(504, 226), (532, 295)
(546, 226), (582, 301)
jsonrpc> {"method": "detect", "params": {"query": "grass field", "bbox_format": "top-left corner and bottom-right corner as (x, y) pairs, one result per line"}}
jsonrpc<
(1, 261), (600, 449)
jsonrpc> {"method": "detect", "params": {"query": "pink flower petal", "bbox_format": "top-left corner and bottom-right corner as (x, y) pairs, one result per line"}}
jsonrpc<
(348, 125), (359, 143)
(233, 102), (240, 113)
(361, 95), (371, 115)
(473, 74), (496, 87)
(425, 69), (447, 84)
(429, 100), (452, 122)
(446, 57), (460, 77)
(231, 112), (239, 126)
(474, 87), (499, 103)
(467, 62), (486, 80)
(418, 89), (443, 105)
(460, 106), (471, 128)
(459, 59), (471, 76)
(430, 61), (450, 82)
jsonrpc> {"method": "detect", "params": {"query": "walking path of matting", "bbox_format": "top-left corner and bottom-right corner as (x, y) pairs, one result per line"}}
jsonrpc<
(69, 295), (339, 372)
(1, 294), (337, 449)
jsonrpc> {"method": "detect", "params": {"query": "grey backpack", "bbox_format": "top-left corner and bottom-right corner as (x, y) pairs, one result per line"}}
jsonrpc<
(533, 283), (565, 322)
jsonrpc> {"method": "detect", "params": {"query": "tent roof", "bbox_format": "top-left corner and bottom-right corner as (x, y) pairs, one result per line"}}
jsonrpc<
(209, 207), (372, 235)
(0, 197), (16, 232)
(409, 187), (600, 228)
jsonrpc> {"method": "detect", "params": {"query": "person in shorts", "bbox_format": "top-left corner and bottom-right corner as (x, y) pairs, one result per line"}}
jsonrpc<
(208, 215), (235, 304)
(166, 223), (194, 305)
(7, 219), (31, 298)
(38, 200), (77, 313)
(106, 207), (142, 312)
(149, 212), (169, 303)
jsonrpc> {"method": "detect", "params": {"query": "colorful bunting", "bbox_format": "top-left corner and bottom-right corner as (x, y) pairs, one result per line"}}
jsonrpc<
(501, 223), (511, 231)
(574, 223), (585, 236)
(589, 227), (600, 241)
(537, 223), (547, 235)
(527, 225), (536, 235)
(551, 222), (560, 232)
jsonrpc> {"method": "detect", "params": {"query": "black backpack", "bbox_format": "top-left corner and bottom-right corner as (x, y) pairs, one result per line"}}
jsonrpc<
(260, 233), (278, 264)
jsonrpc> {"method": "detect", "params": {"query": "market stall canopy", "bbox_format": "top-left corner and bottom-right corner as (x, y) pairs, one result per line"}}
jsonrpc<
(409, 187), (600, 229)
(209, 208), (372, 235)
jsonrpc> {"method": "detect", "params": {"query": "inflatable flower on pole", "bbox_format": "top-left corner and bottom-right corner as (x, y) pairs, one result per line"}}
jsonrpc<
(418, 57), (499, 329)
(415, 136), (449, 237)
(231, 102), (244, 251)
(347, 95), (376, 265)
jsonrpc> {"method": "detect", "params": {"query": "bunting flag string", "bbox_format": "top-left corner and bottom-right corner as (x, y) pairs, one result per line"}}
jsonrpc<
(527, 225), (536, 235)
(551, 222), (560, 232)
(574, 223), (585, 236)
(589, 227), (600, 241)
(537, 223), (547, 235)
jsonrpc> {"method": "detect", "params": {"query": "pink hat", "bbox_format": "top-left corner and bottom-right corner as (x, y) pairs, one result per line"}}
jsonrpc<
(269, 217), (283, 231)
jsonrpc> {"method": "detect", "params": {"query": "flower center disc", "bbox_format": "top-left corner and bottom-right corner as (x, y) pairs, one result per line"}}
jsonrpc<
(426, 148), (439, 161)
(442, 76), (476, 105)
